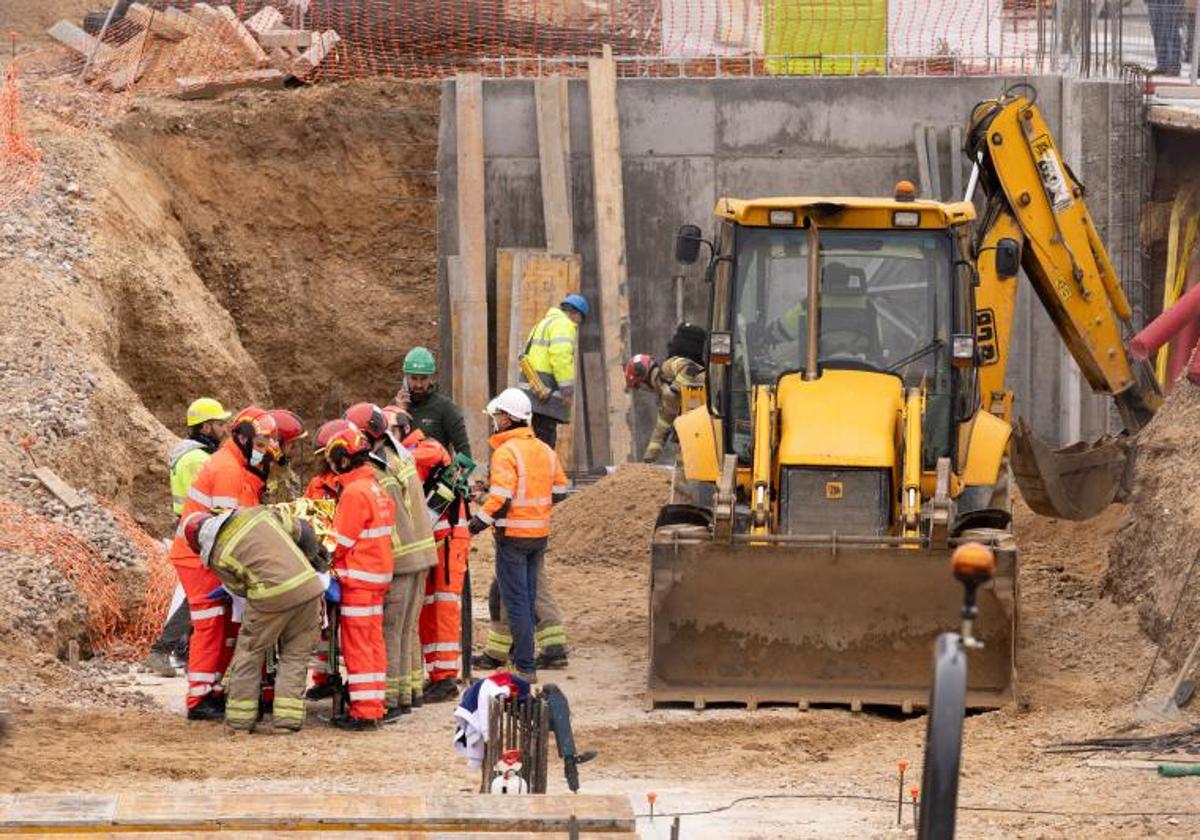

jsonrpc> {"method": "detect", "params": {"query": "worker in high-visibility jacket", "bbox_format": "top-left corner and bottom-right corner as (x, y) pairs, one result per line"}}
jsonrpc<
(345, 403), (437, 721)
(518, 294), (588, 448)
(168, 406), (280, 720)
(264, 409), (307, 504)
(144, 397), (233, 679)
(468, 388), (569, 682)
(181, 506), (329, 733)
(387, 409), (470, 704)
(326, 426), (396, 730)
(624, 353), (706, 463)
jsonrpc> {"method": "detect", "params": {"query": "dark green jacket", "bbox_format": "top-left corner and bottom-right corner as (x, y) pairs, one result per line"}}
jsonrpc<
(409, 391), (471, 458)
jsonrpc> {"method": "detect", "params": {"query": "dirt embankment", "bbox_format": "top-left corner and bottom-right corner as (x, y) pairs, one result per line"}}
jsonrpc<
(0, 78), (440, 537)
(1107, 381), (1200, 669)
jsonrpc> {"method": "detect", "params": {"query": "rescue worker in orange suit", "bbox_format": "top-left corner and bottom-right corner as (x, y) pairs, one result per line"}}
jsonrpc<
(302, 418), (350, 697)
(168, 406), (280, 720)
(345, 403), (436, 721)
(264, 409), (308, 503)
(387, 408), (469, 704)
(304, 419), (348, 503)
(326, 425), (395, 730)
(468, 388), (569, 683)
(181, 506), (329, 733)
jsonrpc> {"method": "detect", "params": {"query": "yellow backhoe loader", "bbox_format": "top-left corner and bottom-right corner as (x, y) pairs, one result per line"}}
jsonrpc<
(650, 86), (1161, 711)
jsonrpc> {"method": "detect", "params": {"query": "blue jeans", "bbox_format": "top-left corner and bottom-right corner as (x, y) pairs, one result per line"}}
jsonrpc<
(494, 540), (545, 674)
(1149, 0), (1186, 72)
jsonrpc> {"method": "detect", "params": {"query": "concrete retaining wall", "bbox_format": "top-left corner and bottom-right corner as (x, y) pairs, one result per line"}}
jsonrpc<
(437, 75), (1142, 463)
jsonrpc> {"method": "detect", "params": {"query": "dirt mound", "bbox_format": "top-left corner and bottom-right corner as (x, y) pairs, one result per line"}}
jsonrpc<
(1107, 381), (1200, 668)
(549, 465), (673, 567)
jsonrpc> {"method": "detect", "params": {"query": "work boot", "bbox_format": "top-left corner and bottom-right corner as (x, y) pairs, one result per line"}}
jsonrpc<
(332, 715), (381, 732)
(472, 651), (507, 671)
(512, 669), (538, 684)
(536, 646), (569, 670)
(422, 678), (460, 704)
(305, 683), (336, 701)
(410, 692), (424, 709)
(186, 694), (226, 722)
(141, 650), (176, 678)
(382, 705), (411, 724)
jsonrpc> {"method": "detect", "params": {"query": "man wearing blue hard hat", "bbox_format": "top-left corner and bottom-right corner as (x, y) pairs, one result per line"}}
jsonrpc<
(517, 293), (589, 448)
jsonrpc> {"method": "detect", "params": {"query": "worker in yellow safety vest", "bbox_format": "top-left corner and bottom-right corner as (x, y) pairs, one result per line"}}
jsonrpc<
(142, 397), (232, 678)
(518, 294), (588, 448)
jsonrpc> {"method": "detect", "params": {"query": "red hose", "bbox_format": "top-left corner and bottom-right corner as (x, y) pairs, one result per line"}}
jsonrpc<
(1130, 281), (1200, 360)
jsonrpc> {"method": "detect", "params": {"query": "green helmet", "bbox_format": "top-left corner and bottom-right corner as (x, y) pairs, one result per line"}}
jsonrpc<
(403, 346), (437, 375)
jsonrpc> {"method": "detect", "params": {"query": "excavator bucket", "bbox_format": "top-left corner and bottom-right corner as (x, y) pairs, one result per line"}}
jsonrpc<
(1010, 419), (1135, 521)
(647, 525), (1017, 711)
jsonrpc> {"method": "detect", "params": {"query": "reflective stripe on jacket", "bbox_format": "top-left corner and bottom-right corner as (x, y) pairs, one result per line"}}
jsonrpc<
(208, 507), (324, 612)
(332, 464), (396, 591)
(646, 356), (706, 458)
(524, 307), (577, 389)
(376, 446), (437, 574)
(478, 426), (569, 542)
(169, 439), (264, 569)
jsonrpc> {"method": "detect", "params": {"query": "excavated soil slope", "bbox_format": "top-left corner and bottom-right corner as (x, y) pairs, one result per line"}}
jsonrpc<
(1108, 381), (1200, 669)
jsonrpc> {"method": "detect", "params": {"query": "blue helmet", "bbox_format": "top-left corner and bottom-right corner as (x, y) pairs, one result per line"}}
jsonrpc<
(561, 293), (590, 320)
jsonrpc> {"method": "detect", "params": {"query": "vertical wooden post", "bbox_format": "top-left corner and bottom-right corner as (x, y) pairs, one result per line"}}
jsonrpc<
(535, 75), (575, 254)
(455, 73), (491, 460)
(588, 45), (633, 464)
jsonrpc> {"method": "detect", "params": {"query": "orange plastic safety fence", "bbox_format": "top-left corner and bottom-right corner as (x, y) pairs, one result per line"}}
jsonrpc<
(0, 65), (42, 213)
(0, 499), (171, 661)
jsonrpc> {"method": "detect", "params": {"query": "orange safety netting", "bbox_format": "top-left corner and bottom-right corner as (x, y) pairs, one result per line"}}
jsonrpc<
(0, 65), (42, 213)
(0, 498), (172, 660)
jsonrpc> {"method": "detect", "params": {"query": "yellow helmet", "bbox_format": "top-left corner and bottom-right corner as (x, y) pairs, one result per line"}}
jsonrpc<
(186, 397), (232, 427)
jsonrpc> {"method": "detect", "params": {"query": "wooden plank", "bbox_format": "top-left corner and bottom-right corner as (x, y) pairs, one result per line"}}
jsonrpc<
(175, 69), (287, 100)
(588, 45), (633, 464)
(256, 28), (313, 49)
(447, 256), (465, 411)
(47, 20), (113, 64)
(292, 29), (341, 78)
(913, 123), (933, 199)
(924, 125), (942, 201)
(243, 5), (285, 37)
(581, 348), (609, 467)
(535, 76), (575, 254)
(495, 247), (519, 388)
(31, 467), (85, 511)
(124, 3), (192, 41)
(162, 7), (206, 36)
(455, 72), (491, 460)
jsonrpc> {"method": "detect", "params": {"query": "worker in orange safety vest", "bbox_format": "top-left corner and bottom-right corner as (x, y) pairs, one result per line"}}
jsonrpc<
(326, 425), (395, 730)
(468, 388), (569, 683)
(168, 406), (280, 720)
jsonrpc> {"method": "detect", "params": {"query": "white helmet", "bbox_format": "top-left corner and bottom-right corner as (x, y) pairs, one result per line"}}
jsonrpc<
(485, 388), (533, 422)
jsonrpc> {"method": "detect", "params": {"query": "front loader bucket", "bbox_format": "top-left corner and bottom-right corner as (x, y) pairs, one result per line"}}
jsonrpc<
(648, 532), (1016, 711)
(1010, 419), (1135, 521)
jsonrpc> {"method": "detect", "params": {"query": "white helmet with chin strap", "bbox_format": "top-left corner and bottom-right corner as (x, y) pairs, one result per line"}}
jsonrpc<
(485, 388), (533, 423)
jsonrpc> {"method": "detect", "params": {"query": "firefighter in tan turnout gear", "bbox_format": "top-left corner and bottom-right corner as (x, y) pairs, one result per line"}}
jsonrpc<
(181, 506), (330, 733)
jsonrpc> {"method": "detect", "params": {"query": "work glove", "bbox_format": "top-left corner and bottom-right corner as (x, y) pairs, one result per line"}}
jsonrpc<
(468, 516), (488, 536)
(205, 585), (232, 603)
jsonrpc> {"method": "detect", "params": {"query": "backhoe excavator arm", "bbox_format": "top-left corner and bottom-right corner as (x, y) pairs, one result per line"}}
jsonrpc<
(966, 90), (1161, 519)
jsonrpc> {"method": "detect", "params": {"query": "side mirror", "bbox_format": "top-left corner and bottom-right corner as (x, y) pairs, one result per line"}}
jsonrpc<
(995, 238), (1020, 279)
(675, 224), (703, 264)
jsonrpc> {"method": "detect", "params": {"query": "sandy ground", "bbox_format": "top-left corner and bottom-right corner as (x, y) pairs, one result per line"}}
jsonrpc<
(4, 468), (1200, 838)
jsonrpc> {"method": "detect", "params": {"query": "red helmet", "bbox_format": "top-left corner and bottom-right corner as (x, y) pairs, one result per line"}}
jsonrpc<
(624, 354), (656, 390)
(314, 419), (351, 454)
(233, 405), (278, 437)
(181, 511), (214, 554)
(344, 402), (388, 441)
(325, 426), (371, 461)
(267, 409), (307, 446)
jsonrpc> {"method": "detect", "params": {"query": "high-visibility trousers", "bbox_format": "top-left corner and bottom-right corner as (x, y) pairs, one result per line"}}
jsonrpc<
(173, 562), (239, 711)
(420, 530), (469, 681)
(338, 587), (387, 721)
(382, 570), (424, 708)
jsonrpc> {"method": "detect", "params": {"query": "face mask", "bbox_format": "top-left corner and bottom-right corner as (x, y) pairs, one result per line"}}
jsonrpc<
(250, 449), (265, 467)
